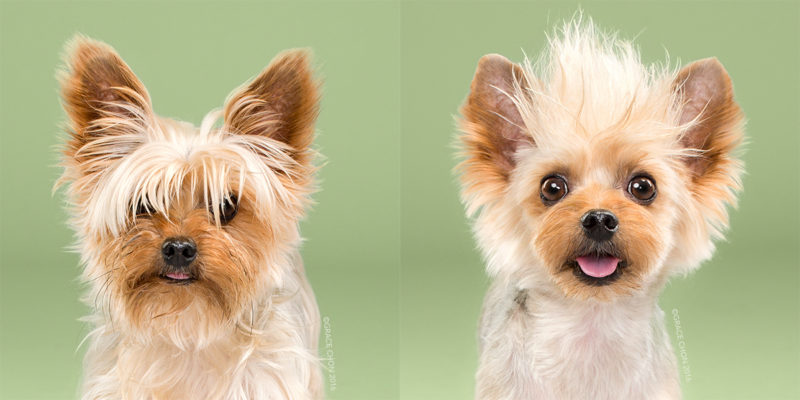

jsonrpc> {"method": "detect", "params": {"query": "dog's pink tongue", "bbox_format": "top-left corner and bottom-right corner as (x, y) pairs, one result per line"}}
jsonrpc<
(166, 272), (191, 280)
(576, 256), (619, 278)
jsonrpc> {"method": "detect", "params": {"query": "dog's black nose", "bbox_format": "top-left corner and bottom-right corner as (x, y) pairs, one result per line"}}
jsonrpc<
(162, 238), (197, 267)
(580, 209), (618, 242)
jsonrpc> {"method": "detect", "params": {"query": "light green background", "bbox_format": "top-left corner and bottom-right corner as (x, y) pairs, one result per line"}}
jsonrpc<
(0, 1), (797, 400)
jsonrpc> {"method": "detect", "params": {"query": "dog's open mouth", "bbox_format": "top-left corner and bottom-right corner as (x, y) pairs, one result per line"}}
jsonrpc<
(577, 254), (619, 278)
(570, 252), (627, 286)
(161, 272), (195, 284)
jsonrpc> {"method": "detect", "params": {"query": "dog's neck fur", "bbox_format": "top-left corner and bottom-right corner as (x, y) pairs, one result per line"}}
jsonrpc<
(80, 254), (322, 400)
(476, 271), (680, 400)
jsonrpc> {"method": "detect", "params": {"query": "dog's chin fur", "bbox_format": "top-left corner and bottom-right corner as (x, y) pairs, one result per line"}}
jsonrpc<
(57, 35), (323, 399)
(80, 252), (321, 400)
(458, 18), (743, 399)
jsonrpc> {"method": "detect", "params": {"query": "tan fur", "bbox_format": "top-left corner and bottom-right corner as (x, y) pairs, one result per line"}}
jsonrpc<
(56, 35), (323, 399)
(457, 19), (744, 399)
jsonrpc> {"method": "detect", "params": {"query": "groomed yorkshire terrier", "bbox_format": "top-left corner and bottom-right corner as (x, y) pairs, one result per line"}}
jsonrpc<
(56, 36), (323, 399)
(457, 20), (743, 399)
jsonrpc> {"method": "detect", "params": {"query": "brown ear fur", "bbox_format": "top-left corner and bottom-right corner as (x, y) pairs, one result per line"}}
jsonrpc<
(673, 58), (744, 237)
(223, 50), (320, 168)
(675, 58), (744, 182)
(458, 54), (533, 208)
(59, 35), (152, 158)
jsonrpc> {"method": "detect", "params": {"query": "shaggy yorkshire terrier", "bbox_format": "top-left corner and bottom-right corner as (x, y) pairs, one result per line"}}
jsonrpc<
(457, 20), (743, 399)
(56, 36), (323, 399)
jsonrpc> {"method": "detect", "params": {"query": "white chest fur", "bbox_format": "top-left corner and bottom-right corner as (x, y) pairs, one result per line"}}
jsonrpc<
(476, 280), (680, 400)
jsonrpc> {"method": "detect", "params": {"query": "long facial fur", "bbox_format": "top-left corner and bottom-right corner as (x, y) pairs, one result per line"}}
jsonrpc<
(57, 35), (323, 399)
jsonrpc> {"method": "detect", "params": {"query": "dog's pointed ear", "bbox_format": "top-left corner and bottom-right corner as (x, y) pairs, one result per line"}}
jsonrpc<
(223, 50), (320, 167)
(671, 58), (744, 267)
(59, 35), (153, 156)
(458, 54), (534, 206)
(674, 58), (744, 182)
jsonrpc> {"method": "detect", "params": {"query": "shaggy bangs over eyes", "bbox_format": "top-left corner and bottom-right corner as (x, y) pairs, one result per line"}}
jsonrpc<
(72, 109), (306, 236)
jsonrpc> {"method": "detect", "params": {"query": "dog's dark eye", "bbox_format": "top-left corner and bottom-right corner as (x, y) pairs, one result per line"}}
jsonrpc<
(216, 195), (238, 224)
(540, 175), (568, 204)
(627, 176), (656, 203)
(135, 200), (152, 216)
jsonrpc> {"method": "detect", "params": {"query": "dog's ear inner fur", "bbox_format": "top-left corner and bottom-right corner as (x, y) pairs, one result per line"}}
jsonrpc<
(461, 54), (533, 180)
(60, 36), (153, 160)
(223, 50), (320, 167)
(674, 58), (743, 182)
